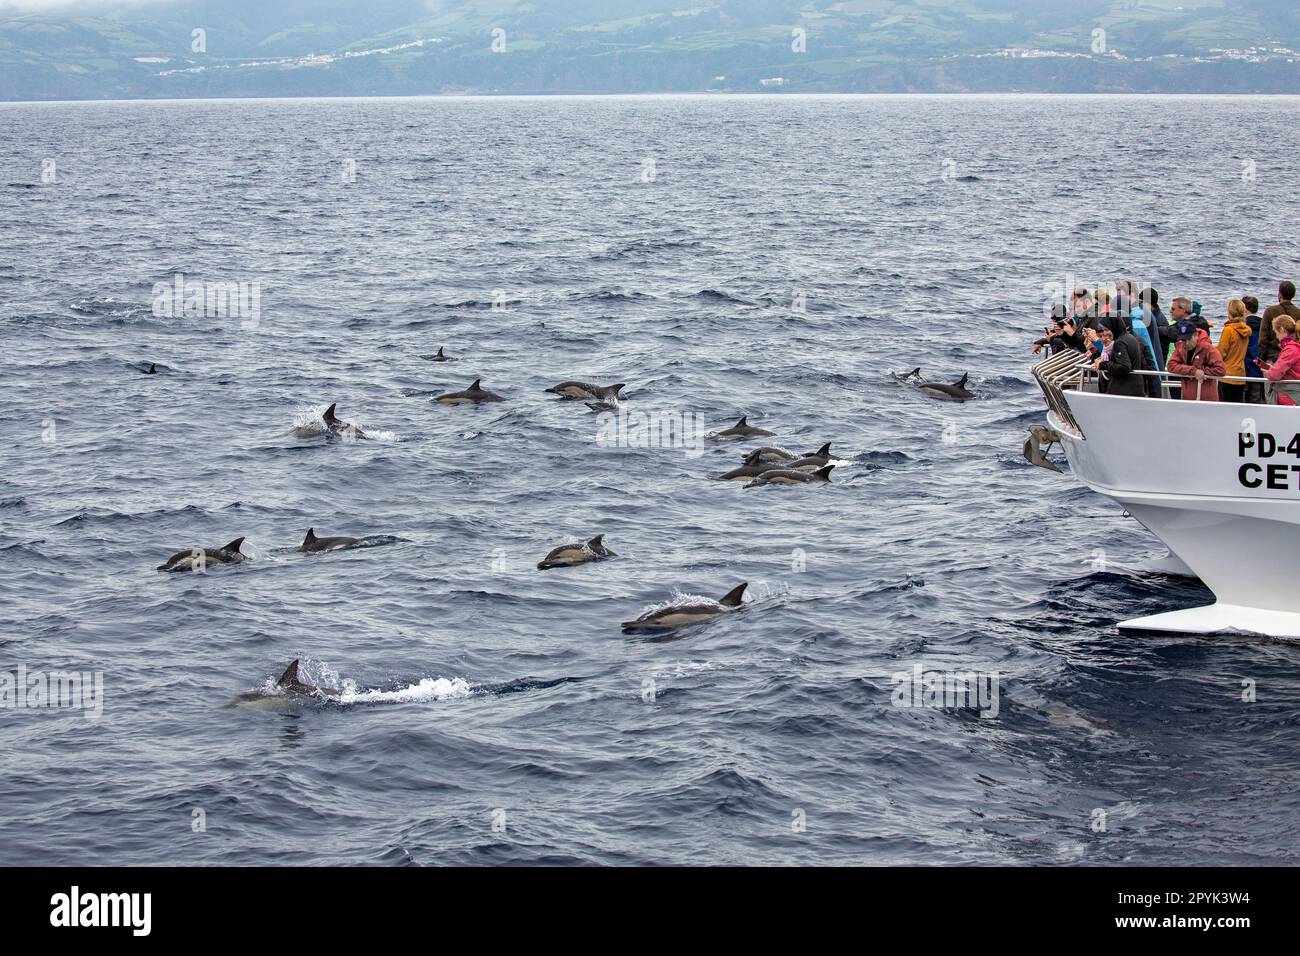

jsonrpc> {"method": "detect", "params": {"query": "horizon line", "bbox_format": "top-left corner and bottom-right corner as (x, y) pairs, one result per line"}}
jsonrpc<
(5, 91), (1300, 107)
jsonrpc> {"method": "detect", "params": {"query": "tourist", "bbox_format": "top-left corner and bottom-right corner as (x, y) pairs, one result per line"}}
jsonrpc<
(1242, 295), (1264, 404)
(1216, 300), (1251, 403)
(1167, 315), (1227, 401)
(1260, 281), (1300, 366)
(1259, 315), (1300, 407)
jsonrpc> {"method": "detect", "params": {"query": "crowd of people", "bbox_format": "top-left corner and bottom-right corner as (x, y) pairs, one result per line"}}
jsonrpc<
(1033, 280), (1300, 406)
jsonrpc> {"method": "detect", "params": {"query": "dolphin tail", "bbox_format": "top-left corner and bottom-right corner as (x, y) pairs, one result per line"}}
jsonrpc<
(814, 442), (831, 457)
(813, 464), (835, 481)
(220, 537), (246, 553)
(276, 660), (301, 688)
(719, 582), (748, 607)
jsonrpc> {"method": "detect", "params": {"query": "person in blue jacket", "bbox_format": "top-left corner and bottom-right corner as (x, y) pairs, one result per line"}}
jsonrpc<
(1134, 287), (1167, 371)
(1242, 294), (1264, 403)
(1123, 304), (1161, 396)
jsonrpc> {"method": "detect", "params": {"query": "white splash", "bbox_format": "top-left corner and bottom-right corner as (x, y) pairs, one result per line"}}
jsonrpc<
(337, 677), (474, 705)
(635, 590), (724, 616)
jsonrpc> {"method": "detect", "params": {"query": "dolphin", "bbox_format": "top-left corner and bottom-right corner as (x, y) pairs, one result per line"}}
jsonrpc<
(546, 381), (625, 402)
(744, 464), (835, 489)
(920, 373), (975, 401)
(537, 534), (616, 570)
(145, 363), (156, 375)
(322, 403), (369, 439)
(434, 379), (505, 404)
(783, 442), (834, 469)
(156, 537), (247, 572)
(230, 659), (340, 706)
(299, 528), (361, 553)
(745, 446), (797, 464)
(621, 583), (748, 632)
(892, 367), (923, 382)
(431, 347), (451, 362)
(744, 442), (831, 465)
(709, 416), (776, 440)
(713, 460), (781, 481)
(272, 659), (339, 698)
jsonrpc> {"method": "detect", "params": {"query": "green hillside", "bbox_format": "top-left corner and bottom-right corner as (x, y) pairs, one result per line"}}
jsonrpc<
(2, 0), (1299, 99)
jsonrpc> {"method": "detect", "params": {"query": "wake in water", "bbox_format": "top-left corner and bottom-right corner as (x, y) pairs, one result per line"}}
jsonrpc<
(231, 660), (588, 711)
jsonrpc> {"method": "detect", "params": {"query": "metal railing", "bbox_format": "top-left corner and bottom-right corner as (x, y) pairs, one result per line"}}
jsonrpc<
(1032, 349), (1300, 426)
(1032, 350), (1090, 436)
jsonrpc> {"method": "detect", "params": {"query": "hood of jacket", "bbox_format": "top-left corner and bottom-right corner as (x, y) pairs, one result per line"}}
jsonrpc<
(1221, 318), (1251, 343)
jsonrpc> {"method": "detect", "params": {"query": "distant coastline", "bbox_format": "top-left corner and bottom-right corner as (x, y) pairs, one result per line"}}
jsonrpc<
(6, 91), (1300, 107)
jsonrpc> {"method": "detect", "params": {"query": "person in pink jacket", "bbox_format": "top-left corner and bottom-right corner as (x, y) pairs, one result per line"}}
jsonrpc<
(1259, 315), (1300, 407)
(1166, 318), (1227, 401)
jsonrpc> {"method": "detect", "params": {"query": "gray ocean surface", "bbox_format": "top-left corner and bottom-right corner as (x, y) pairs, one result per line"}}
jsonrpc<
(1, 94), (1298, 866)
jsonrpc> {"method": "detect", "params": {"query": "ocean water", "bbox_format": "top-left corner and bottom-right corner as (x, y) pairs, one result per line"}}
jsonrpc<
(1, 94), (1298, 866)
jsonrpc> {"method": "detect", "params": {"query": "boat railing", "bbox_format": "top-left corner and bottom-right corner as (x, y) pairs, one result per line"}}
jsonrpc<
(1033, 349), (1300, 425)
(1031, 350), (1091, 436)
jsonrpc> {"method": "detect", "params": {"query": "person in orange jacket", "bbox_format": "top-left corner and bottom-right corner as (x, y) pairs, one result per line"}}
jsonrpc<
(1167, 313), (1227, 401)
(1216, 299), (1252, 403)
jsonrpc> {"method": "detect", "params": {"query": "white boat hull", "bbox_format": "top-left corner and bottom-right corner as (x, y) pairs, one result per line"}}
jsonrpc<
(1048, 390), (1300, 641)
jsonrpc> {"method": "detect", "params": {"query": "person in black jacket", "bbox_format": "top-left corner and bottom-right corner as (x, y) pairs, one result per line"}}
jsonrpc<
(1138, 287), (1168, 369)
(1033, 304), (1086, 355)
(1096, 313), (1149, 398)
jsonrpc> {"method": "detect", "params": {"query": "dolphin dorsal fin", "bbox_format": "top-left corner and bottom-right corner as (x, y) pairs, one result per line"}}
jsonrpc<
(276, 659), (301, 688)
(436, 347), (444, 357)
(815, 442), (831, 457)
(908, 367), (920, 377)
(813, 464), (835, 480)
(611, 384), (625, 395)
(324, 403), (338, 423)
(719, 583), (748, 607)
(736, 416), (748, 427)
(469, 379), (481, 390)
(220, 537), (245, 553)
(743, 449), (762, 464)
(956, 373), (969, 388)
(304, 528), (316, 544)
(147, 363), (156, 374)
(588, 534), (603, 548)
